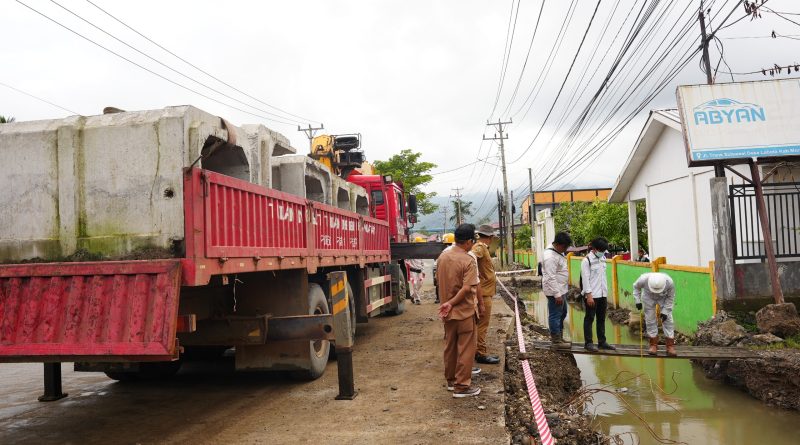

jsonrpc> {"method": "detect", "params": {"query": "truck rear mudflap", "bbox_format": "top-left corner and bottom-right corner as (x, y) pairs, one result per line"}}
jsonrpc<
(0, 260), (182, 363)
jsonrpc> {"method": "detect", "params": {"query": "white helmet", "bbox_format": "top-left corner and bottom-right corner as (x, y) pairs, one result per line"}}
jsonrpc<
(648, 273), (667, 294)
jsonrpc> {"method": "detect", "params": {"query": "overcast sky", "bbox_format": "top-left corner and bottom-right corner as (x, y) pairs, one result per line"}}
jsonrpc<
(3, 0), (799, 219)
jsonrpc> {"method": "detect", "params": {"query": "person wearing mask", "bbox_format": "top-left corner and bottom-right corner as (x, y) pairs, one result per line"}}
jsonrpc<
(437, 224), (482, 397)
(633, 272), (677, 356)
(541, 232), (572, 350)
(472, 224), (500, 365)
(581, 237), (616, 352)
(637, 249), (651, 263)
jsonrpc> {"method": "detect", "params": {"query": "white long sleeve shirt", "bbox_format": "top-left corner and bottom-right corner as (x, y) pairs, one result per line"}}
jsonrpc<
(632, 272), (676, 304)
(581, 253), (608, 298)
(541, 248), (568, 297)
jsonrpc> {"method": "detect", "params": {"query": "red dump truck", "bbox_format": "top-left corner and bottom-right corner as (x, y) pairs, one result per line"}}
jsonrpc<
(0, 106), (437, 399)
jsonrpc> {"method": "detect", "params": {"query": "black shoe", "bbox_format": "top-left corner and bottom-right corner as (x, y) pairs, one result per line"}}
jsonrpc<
(475, 354), (500, 364)
(598, 342), (617, 351)
(584, 343), (598, 352)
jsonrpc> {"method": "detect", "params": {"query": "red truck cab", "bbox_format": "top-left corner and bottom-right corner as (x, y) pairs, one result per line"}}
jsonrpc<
(346, 173), (412, 243)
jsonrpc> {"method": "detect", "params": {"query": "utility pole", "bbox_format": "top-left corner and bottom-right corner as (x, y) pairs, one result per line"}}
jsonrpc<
(528, 168), (535, 225)
(298, 124), (325, 151)
(441, 206), (448, 236)
(451, 187), (464, 225)
(698, 1), (713, 86)
(699, 1), (725, 178)
(484, 119), (513, 266)
(497, 191), (505, 268)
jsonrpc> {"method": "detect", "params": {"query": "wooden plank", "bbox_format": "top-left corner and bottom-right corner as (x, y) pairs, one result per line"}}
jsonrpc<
(524, 341), (759, 360)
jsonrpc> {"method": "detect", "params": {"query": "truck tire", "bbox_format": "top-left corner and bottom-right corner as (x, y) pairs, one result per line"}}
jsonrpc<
(386, 264), (407, 315)
(294, 283), (331, 380)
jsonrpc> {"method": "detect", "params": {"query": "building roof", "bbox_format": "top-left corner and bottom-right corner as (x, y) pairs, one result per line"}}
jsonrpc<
(608, 109), (683, 203)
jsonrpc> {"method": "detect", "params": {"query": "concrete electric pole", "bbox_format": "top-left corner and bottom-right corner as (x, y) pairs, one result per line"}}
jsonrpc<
(297, 124), (325, 151)
(528, 167), (534, 225)
(484, 119), (513, 266)
(451, 187), (464, 225)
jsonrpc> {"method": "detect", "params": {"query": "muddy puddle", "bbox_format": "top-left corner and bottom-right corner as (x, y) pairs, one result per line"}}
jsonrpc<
(522, 290), (800, 444)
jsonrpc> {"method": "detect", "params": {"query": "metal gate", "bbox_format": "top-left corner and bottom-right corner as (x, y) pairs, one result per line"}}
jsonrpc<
(729, 182), (800, 259)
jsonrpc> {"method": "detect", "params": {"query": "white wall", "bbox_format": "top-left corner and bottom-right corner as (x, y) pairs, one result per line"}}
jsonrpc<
(626, 125), (750, 266)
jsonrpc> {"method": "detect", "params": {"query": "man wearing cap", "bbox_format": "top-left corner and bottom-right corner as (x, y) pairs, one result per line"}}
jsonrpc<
(472, 224), (500, 365)
(633, 272), (677, 356)
(437, 224), (481, 397)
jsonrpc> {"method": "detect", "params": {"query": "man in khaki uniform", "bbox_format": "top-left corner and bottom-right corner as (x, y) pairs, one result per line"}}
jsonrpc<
(437, 224), (481, 398)
(472, 224), (500, 365)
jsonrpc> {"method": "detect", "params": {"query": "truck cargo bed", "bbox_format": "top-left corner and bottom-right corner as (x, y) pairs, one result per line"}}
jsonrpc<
(0, 260), (182, 363)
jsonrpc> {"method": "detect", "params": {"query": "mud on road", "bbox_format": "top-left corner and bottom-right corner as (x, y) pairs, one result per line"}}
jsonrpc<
(0, 289), (513, 445)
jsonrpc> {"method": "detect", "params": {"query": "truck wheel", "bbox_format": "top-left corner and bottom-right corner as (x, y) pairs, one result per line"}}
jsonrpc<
(294, 283), (331, 380)
(386, 264), (407, 315)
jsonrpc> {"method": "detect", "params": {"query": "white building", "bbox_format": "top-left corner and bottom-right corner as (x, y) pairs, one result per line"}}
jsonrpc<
(608, 109), (750, 267)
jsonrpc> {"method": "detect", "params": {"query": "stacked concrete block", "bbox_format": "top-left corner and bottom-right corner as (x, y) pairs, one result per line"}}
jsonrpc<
(271, 154), (332, 204)
(350, 183), (370, 216)
(0, 105), (263, 262)
(331, 175), (352, 211)
(240, 124), (295, 188)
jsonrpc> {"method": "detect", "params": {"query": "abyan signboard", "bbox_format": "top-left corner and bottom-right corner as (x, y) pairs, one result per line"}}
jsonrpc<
(676, 79), (800, 166)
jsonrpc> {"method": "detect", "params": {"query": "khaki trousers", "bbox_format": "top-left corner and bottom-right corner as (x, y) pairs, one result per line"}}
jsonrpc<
(476, 295), (494, 356)
(443, 316), (477, 390)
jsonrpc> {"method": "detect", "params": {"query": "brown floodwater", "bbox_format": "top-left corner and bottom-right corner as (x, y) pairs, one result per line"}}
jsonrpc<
(523, 291), (800, 445)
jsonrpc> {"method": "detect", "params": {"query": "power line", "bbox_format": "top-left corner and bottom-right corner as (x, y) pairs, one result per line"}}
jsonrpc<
(0, 81), (79, 115)
(82, 0), (320, 125)
(524, 0), (703, 191)
(498, 0), (547, 118)
(512, 0), (579, 121)
(488, 0), (521, 120)
(508, 0), (604, 164)
(532, 0), (695, 184)
(46, 0), (307, 126)
(15, 0), (300, 127)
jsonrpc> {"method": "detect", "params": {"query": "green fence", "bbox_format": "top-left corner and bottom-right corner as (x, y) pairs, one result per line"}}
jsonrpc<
(566, 255), (716, 334)
(513, 250), (537, 269)
(569, 256), (582, 287)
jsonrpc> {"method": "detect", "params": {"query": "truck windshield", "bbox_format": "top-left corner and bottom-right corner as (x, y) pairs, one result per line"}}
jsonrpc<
(371, 190), (384, 205)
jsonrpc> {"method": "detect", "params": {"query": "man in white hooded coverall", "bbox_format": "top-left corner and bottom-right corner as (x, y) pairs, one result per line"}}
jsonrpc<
(407, 258), (425, 305)
(633, 272), (677, 356)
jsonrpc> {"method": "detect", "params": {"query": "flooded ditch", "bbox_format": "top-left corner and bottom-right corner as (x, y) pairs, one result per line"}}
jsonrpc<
(521, 290), (800, 444)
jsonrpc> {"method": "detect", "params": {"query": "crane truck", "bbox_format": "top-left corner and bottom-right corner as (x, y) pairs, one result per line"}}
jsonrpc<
(0, 105), (444, 401)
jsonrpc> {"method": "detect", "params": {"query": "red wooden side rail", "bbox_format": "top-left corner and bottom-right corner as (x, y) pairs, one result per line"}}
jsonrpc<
(182, 168), (391, 286)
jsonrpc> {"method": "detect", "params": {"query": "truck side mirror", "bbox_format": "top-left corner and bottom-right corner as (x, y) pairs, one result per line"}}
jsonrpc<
(408, 214), (417, 224)
(407, 194), (418, 215)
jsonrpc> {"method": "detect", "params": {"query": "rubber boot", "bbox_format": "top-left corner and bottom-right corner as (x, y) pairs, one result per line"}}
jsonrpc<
(557, 332), (572, 350)
(665, 338), (677, 357)
(550, 333), (571, 350)
(648, 337), (659, 355)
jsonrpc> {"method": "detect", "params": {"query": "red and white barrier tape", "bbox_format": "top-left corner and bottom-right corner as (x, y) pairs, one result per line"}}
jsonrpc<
(495, 268), (536, 275)
(497, 279), (555, 445)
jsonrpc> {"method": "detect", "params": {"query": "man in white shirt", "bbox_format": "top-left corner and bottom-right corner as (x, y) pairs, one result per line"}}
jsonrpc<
(633, 272), (677, 356)
(581, 237), (616, 352)
(541, 232), (572, 350)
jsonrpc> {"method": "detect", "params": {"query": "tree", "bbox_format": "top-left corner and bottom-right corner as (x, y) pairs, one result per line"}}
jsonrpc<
(514, 224), (532, 250)
(0, 115), (15, 123)
(373, 149), (438, 215)
(553, 200), (647, 250)
(449, 199), (473, 224)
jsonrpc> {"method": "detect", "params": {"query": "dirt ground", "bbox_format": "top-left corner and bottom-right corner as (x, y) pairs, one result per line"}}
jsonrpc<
(498, 282), (609, 445)
(0, 276), (514, 444)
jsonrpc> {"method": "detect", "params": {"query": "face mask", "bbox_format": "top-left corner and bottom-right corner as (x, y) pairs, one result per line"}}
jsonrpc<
(595, 251), (605, 259)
